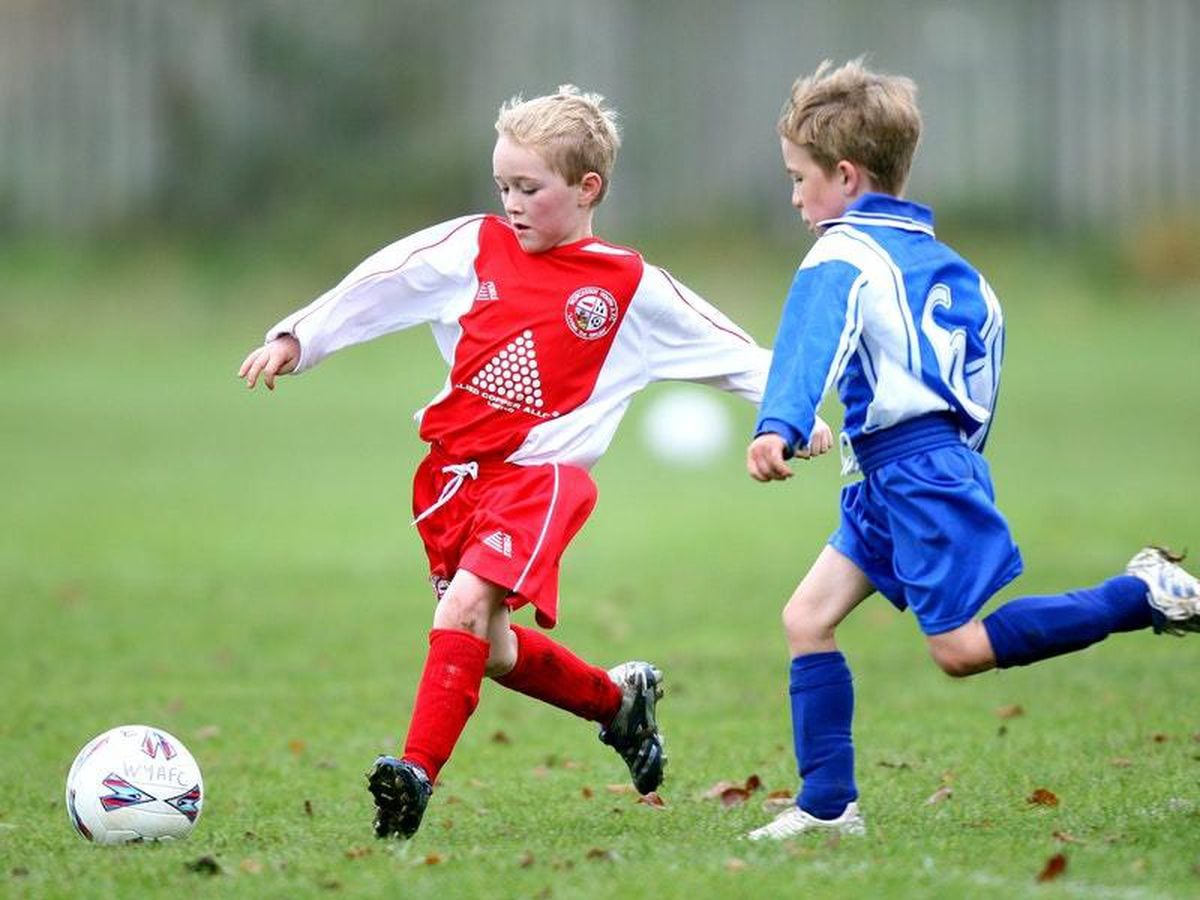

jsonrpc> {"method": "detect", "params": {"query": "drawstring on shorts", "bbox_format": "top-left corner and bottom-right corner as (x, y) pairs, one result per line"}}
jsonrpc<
(412, 461), (479, 525)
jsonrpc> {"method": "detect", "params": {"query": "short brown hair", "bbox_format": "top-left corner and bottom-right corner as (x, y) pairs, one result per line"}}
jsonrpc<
(496, 85), (621, 204)
(778, 58), (921, 196)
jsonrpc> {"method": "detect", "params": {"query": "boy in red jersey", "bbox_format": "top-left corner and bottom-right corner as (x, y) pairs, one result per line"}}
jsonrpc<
(239, 85), (833, 839)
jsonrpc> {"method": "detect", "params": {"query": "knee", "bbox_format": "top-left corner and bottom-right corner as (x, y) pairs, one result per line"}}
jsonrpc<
(927, 637), (991, 678)
(433, 591), (493, 636)
(782, 597), (836, 654)
(484, 632), (518, 679)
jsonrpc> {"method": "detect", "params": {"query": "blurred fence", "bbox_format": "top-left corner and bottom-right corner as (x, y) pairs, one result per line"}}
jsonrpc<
(1, 0), (1196, 237)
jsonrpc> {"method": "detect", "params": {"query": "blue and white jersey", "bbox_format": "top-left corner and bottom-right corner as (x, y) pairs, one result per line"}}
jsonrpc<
(756, 193), (1005, 460)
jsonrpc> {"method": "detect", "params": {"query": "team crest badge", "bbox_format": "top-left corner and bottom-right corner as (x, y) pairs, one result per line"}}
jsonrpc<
(564, 287), (619, 341)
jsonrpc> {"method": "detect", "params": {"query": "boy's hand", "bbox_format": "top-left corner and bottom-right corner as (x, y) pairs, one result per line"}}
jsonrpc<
(747, 433), (794, 482)
(808, 416), (834, 457)
(239, 335), (300, 390)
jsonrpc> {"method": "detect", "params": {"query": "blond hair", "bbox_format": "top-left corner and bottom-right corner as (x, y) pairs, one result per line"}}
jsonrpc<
(495, 84), (621, 204)
(778, 58), (921, 196)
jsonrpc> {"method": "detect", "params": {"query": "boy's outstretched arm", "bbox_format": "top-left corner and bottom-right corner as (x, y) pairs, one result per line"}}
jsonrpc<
(239, 335), (300, 390)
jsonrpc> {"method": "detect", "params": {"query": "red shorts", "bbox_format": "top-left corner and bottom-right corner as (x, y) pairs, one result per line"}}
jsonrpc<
(411, 449), (597, 628)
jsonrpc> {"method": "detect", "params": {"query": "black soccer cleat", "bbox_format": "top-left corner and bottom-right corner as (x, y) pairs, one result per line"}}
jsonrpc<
(367, 755), (432, 839)
(598, 661), (666, 795)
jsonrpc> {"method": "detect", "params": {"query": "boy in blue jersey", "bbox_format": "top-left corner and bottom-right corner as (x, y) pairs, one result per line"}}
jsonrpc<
(745, 59), (1200, 841)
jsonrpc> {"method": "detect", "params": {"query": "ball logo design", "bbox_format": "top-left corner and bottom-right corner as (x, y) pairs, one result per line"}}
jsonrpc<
(564, 287), (619, 341)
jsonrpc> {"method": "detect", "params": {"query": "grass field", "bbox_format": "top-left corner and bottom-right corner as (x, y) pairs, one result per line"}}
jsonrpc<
(1, 230), (1198, 899)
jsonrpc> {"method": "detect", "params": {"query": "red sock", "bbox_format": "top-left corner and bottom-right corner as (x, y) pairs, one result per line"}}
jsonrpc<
(494, 625), (622, 724)
(401, 628), (489, 783)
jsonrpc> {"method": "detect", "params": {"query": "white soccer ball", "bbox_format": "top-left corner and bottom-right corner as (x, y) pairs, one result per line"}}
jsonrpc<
(641, 386), (734, 467)
(65, 725), (204, 844)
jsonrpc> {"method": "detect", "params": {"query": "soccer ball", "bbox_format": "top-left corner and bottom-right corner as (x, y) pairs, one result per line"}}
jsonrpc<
(65, 725), (204, 844)
(641, 386), (733, 467)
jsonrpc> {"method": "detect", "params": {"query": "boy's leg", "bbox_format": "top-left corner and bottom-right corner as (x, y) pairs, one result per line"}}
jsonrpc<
(750, 545), (873, 840)
(491, 623), (666, 794)
(369, 569), (504, 839)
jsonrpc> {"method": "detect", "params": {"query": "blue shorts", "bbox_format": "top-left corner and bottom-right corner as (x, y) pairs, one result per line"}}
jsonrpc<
(830, 441), (1024, 635)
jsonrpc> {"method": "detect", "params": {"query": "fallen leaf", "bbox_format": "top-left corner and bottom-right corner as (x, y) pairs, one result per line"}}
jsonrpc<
(702, 780), (738, 799)
(518, 851), (535, 868)
(423, 854), (442, 865)
(725, 858), (748, 872)
(762, 795), (795, 814)
(605, 784), (636, 794)
(1110, 757), (1132, 768)
(1152, 733), (1169, 744)
(1028, 788), (1059, 808)
(304, 799), (314, 817)
(995, 704), (1024, 719)
(288, 739), (306, 756)
(637, 792), (666, 808)
(876, 759), (911, 769)
(720, 787), (751, 808)
(744, 774), (763, 792)
(585, 848), (616, 862)
(925, 786), (953, 805)
(344, 846), (371, 859)
(184, 856), (221, 876)
(1036, 853), (1067, 882)
(239, 859), (264, 874)
(1053, 831), (1084, 845)
(581, 786), (594, 799)
(195, 725), (221, 741)
(491, 730), (511, 744)
(10, 867), (28, 877)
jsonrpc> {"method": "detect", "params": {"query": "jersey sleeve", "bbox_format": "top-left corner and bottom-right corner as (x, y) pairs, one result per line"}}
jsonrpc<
(266, 216), (484, 373)
(755, 239), (866, 452)
(637, 266), (771, 402)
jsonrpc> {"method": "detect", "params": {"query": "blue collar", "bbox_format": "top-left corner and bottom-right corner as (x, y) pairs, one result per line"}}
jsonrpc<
(818, 193), (935, 236)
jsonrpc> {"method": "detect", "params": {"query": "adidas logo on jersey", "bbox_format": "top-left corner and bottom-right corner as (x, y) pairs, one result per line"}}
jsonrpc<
(468, 330), (546, 413)
(482, 530), (513, 558)
(475, 280), (500, 301)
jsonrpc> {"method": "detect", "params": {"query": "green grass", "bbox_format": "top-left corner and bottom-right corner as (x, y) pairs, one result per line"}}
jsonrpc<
(1, 232), (1198, 898)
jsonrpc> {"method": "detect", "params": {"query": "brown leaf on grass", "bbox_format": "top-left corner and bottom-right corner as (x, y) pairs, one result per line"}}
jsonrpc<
(637, 792), (666, 808)
(719, 787), (751, 808)
(1028, 788), (1059, 808)
(1109, 757), (1132, 768)
(423, 854), (443, 865)
(995, 704), (1025, 719)
(762, 794), (795, 814)
(238, 858), (264, 874)
(725, 858), (748, 872)
(605, 784), (636, 794)
(1052, 830), (1084, 845)
(518, 851), (535, 868)
(703, 776), (764, 802)
(490, 730), (511, 744)
(925, 786), (953, 805)
(581, 786), (594, 799)
(195, 725), (221, 741)
(585, 848), (616, 862)
(1036, 853), (1067, 882)
(303, 799), (314, 817)
(288, 738), (306, 756)
(184, 856), (221, 876)
(1152, 733), (1169, 744)
(876, 759), (911, 769)
(344, 846), (371, 860)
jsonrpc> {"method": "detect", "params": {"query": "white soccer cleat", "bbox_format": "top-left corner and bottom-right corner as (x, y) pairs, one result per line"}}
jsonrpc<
(1126, 546), (1200, 635)
(747, 801), (865, 841)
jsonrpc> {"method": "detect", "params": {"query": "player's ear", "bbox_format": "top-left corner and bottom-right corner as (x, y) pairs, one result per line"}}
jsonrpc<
(578, 171), (603, 206)
(836, 160), (858, 194)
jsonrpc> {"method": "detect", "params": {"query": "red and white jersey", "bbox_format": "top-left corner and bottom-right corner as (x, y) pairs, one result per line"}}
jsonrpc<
(269, 214), (769, 468)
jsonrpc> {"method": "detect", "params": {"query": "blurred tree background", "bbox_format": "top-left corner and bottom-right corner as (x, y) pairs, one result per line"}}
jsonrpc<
(2, 0), (1198, 258)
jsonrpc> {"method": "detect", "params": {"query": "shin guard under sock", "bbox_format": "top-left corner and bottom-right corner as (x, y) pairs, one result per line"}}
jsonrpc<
(791, 651), (858, 819)
(982, 575), (1151, 668)
(493, 625), (622, 724)
(401, 628), (489, 783)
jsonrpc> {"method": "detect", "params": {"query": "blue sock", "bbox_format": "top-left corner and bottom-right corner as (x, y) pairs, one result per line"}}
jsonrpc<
(790, 651), (857, 819)
(982, 575), (1151, 669)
